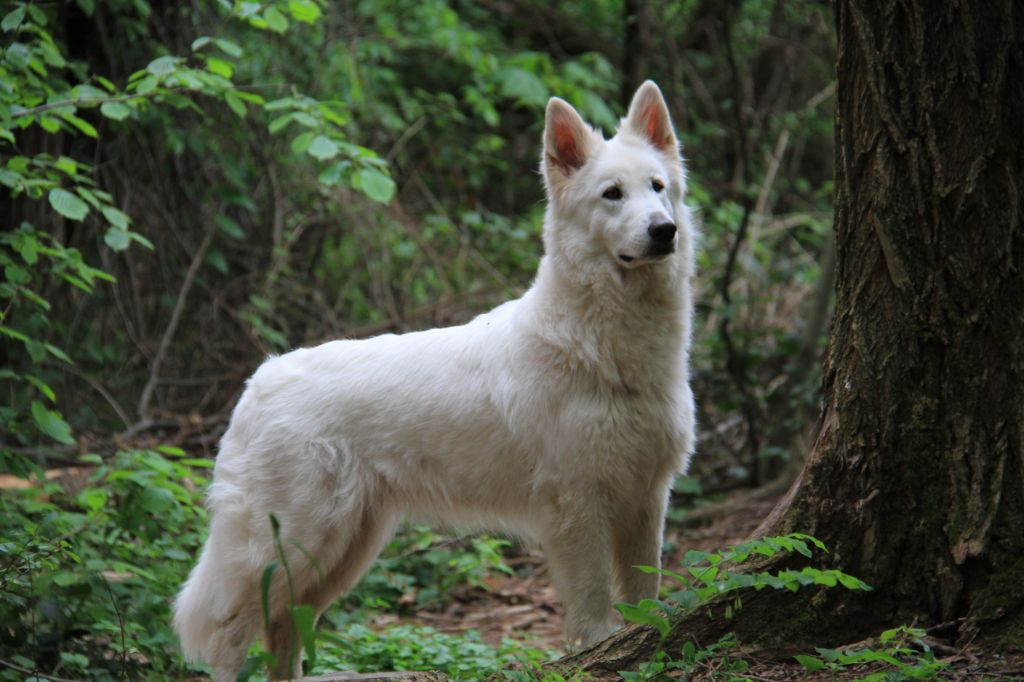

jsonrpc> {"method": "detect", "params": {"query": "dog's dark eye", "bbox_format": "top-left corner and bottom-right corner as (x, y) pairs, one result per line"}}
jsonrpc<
(652, 180), (665, 193)
(602, 187), (623, 201)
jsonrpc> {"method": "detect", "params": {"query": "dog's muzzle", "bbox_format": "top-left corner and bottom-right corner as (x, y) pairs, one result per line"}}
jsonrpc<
(644, 220), (677, 257)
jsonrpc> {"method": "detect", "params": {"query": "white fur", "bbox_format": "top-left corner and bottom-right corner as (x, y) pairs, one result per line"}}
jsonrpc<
(173, 81), (697, 681)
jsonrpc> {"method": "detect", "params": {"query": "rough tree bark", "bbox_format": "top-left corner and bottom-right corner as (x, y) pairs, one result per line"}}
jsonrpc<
(558, 0), (1024, 675)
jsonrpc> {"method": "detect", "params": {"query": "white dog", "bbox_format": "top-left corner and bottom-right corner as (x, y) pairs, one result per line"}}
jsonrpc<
(174, 80), (696, 680)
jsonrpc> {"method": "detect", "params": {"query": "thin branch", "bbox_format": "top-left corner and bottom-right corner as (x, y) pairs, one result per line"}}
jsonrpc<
(0, 658), (81, 682)
(12, 83), (289, 119)
(137, 219), (218, 419)
(56, 363), (130, 428)
(100, 575), (128, 681)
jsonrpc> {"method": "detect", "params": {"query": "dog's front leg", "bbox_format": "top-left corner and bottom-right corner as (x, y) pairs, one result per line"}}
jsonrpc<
(612, 482), (671, 605)
(541, 495), (617, 649)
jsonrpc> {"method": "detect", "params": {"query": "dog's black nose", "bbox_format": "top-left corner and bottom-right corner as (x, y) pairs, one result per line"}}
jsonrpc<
(648, 222), (676, 244)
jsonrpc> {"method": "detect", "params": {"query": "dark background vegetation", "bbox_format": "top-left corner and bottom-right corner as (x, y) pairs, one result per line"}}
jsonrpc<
(1, 0), (842, 679)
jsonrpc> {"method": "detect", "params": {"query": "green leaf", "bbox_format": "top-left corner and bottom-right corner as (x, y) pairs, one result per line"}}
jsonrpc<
(260, 561), (279, 627)
(25, 374), (56, 401)
(307, 135), (339, 160)
(128, 231), (155, 250)
(134, 75), (158, 94)
(5, 263), (29, 284)
(214, 38), (243, 57)
(290, 130), (314, 153)
(100, 101), (131, 120)
(263, 7), (289, 33)
(615, 601), (670, 638)
(26, 3), (45, 25)
(215, 215), (244, 239)
(232, 91), (265, 105)
(61, 113), (98, 138)
(146, 55), (180, 77)
(0, 325), (29, 343)
(205, 248), (228, 273)
(318, 160), (350, 186)
(77, 487), (108, 512)
(268, 112), (295, 134)
(206, 57), (234, 79)
(44, 342), (73, 363)
(75, 186), (101, 209)
(291, 604), (317, 666)
(288, 0), (322, 24)
(497, 66), (549, 107)
(104, 227), (130, 251)
(794, 655), (826, 671)
(31, 400), (75, 444)
(2, 6), (26, 32)
(48, 188), (89, 221)
(224, 91), (247, 118)
(54, 156), (78, 175)
(101, 206), (130, 230)
(355, 168), (396, 203)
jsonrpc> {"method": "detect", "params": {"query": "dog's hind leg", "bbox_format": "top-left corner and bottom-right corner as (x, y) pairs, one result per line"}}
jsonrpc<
(265, 505), (398, 680)
(174, 488), (269, 682)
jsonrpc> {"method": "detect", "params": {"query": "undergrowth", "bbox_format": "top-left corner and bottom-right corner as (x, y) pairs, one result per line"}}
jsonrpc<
(613, 535), (949, 682)
(0, 447), (534, 681)
(1, 457), (951, 682)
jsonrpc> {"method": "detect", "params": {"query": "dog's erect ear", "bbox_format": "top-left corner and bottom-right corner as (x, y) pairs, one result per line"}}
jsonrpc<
(544, 97), (594, 177)
(623, 80), (677, 153)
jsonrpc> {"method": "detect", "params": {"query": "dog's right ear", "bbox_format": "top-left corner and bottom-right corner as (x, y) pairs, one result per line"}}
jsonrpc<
(543, 98), (595, 187)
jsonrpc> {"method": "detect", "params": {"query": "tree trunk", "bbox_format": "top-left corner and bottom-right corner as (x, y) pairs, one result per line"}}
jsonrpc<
(754, 0), (1024, 646)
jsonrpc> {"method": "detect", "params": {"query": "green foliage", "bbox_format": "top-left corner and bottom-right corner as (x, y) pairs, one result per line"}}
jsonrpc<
(305, 623), (550, 681)
(615, 534), (871, 681)
(619, 635), (749, 682)
(616, 534), (870, 639)
(0, 447), (209, 680)
(348, 526), (513, 611)
(0, 0), (403, 469)
(247, 517), (519, 676)
(794, 626), (949, 680)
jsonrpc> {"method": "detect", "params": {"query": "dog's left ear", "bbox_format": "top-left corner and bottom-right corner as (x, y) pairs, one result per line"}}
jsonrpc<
(623, 81), (677, 153)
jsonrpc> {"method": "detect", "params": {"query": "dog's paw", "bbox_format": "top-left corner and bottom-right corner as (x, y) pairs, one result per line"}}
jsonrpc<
(566, 618), (618, 652)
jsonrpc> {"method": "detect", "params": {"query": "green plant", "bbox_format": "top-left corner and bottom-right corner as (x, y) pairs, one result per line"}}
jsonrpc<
(345, 525), (514, 612)
(795, 625), (949, 680)
(236, 621), (552, 682)
(312, 623), (550, 681)
(242, 520), (519, 677)
(620, 635), (749, 682)
(615, 534), (871, 681)
(0, 0), (398, 471)
(0, 447), (209, 680)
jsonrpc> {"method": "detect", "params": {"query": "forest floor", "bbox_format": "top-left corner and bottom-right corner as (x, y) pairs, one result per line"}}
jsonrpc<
(362, 486), (1024, 681)
(7, 458), (1021, 680)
